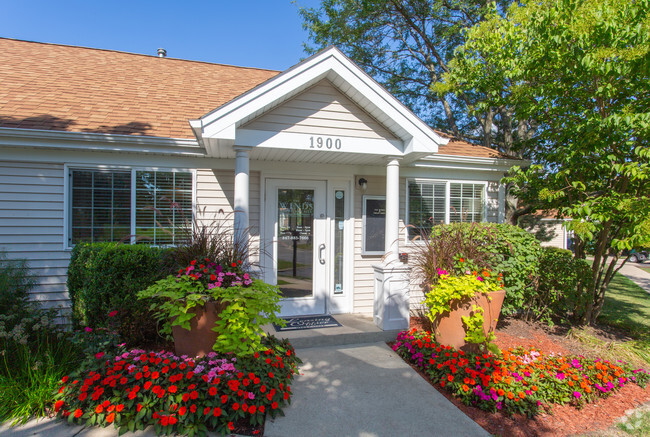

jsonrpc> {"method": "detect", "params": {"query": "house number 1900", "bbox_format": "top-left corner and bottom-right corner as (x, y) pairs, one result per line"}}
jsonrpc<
(309, 136), (342, 150)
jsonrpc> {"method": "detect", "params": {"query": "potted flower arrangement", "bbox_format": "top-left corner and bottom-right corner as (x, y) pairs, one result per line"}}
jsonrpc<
(137, 258), (286, 358)
(424, 260), (505, 353)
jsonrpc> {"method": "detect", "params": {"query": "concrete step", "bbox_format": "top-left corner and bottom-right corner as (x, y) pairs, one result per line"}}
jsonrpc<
(263, 313), (403, 349)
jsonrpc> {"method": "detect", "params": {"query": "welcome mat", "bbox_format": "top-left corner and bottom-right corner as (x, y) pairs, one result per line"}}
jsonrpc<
(273, 315), (342, 332)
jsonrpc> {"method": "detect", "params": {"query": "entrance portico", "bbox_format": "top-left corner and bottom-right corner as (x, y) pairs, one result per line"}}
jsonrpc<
(190, 47), (449, 329)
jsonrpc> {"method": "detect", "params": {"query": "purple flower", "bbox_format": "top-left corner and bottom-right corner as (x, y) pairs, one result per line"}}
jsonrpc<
(555, 372), (566, 380)
(573, 391), (581, 399)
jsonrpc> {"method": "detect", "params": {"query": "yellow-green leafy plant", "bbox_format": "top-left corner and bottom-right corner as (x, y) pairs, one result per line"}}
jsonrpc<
(424, 270), (502, 353)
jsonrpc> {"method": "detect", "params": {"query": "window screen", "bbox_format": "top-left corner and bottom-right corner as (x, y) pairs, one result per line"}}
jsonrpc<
(449, 183), (484, 223)
(407, 181), (446, 237)
(135, 171), (192, 245)
(70, 170), (131, 244)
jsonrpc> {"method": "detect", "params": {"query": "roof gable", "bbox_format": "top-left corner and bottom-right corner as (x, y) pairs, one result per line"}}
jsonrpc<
(242, 79), (398, 140)
(191, 46), (448, 161)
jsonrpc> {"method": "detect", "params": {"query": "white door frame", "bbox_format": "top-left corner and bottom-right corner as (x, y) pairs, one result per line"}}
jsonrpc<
(264, 178), (328, 316)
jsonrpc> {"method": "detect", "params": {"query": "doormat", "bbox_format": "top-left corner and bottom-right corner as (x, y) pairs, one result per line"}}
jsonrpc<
(273, 315), (342, 332)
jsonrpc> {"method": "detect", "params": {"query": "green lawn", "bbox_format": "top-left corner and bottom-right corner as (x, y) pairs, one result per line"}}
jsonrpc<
(599, 272), (650, 338)
(596, 272), (650, 364)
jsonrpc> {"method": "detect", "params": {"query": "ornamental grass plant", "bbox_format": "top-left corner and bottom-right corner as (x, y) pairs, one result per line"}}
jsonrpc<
(393, 329), (649, 418)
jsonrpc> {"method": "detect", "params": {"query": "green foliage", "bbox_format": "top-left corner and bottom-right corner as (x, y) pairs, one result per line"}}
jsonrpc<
(0, 250), (36, 317)
(138, 263), (286, 357)
(416, 222), (541, 316)
(425, 273), (501, 351)
(442, 0), (650, 322)
(299, 0), (522, 152)
(67, 243), (175, 347)
(0, 307), (81, 424)
(528, 247), (593, 324)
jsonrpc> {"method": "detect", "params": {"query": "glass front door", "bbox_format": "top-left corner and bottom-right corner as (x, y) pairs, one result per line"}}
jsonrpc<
(265, 179), (327, 316)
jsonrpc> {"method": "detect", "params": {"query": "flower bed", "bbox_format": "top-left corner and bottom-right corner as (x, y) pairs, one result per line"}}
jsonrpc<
(53, 336), (300, 436)
(393, 329), (649, 417)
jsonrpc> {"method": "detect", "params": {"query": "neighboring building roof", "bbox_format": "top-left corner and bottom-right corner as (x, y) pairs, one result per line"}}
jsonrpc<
(0, 38), (510, 160)
(433, 130), (512, 159)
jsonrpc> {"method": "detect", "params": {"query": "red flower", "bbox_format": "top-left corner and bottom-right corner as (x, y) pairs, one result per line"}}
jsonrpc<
(213, 407), (222, 417)
(182, 393), (190, 402)
(231, 262), (237, 267)
(61, 376), (69, 383)
(190, 390), (198, 400)
(259, 405), (266, 413)
(106, 412), (115, 423)
(54, 400), (64, 412)
(95, 352), (104, 360)
(178, 406), (187, 416)
(137, 404), (143, 412)
(190, 260), (197, 265)
(79, 392), (87, 402)
(228, 422), (235, 431)
(249, 405), (257, 414)
(271, 402), (278, 410)
(74, 409), (83, 418)
(128, 391), (137, 400)
(203, 407), (211, 416)
(168, 385), (178, 393)
(95, 405), (103, 414)
(209, 386), (218, 396)
(168, 416), (178, 425)
(221, 394), (228, 404)
(144, 381), (152, 390)
(116, 404), (124, 412)
(108, 310), (118, 317)
(190, 404), (197, 413)
(232, 403), (240, 411)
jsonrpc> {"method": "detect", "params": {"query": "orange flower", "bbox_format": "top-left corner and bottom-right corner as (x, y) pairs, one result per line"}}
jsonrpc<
(462, 385), (469, 392)
(531, 385), (538, 392)
(459, 258), (465, 262)
(507, 392), (514, 399)
(518, 392), (525, 399)
(498, 388), (505, 396)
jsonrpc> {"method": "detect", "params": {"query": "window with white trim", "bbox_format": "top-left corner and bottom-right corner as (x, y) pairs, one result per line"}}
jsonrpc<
(407, 180), (485, 238)
(69, 169), (192, 246)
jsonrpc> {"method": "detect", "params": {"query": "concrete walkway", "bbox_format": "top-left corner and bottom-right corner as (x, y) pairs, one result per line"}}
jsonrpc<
(617, 261), (650, 293)
(1, 342), (488, 437)
(264, 342), (489, 437)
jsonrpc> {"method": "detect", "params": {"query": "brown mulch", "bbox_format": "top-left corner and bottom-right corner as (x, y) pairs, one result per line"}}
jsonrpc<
(405, 317), (650, 437)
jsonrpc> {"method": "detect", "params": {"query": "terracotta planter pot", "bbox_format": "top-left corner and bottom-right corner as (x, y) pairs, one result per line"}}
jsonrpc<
(431, 289), (506, 352)
(171, 301), (226, 358)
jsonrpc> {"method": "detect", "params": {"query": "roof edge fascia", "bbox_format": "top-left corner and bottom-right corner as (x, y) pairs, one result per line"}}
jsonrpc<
(413, 153), (527, 171)
(192, 46), (448, 152)
(0, 127), (204, 156)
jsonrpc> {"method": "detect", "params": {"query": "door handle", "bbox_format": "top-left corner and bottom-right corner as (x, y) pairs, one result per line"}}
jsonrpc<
(318, 243), (326, 265)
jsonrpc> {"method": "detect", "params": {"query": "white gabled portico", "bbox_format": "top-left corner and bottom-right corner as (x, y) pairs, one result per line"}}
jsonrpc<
(189, 46), (449, 329)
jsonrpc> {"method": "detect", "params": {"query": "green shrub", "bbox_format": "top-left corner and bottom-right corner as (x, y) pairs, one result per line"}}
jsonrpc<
(0, 250), (36, 317)
(482, 224), (541, 316)
(67, 243), (175, 346)
(529, 247), (592, 324)
(0, 307), (81, 424)
(415, 223), (541, 316)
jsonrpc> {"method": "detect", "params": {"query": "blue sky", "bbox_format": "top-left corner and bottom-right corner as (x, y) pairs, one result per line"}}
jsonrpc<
(0, 0), (323, 71)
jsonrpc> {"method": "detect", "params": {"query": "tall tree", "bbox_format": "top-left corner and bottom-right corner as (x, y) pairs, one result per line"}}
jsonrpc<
(440, 0), (650, 323)
(299, 0), (527, 155)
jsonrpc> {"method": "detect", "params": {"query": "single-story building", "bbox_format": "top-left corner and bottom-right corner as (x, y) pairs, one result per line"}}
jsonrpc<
(0, 38), (522, 329)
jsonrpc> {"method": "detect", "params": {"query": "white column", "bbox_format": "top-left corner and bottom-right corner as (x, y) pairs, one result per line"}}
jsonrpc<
(497, 183), (506, 223)
(233, 147), (250, 246)
(384, 157), (400, 264)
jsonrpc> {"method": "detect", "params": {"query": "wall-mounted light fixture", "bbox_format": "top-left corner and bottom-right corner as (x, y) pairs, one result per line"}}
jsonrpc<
(358, 177), (368, 191)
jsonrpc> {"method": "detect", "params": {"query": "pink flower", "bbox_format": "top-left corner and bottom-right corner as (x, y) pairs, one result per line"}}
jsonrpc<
(84, 327), (93, 333)
(108, 310), (118, 317)
(573, 391), (581, 399)
(95, 352), (105, 360)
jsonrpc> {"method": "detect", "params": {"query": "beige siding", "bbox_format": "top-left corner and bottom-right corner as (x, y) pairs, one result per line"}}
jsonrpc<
(486, 181), (500, 223)
(243, 80), (397, 140)
(0, 164), (260, 310)
(195, 169), (261, 265)
(0, 161), (69, 309)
